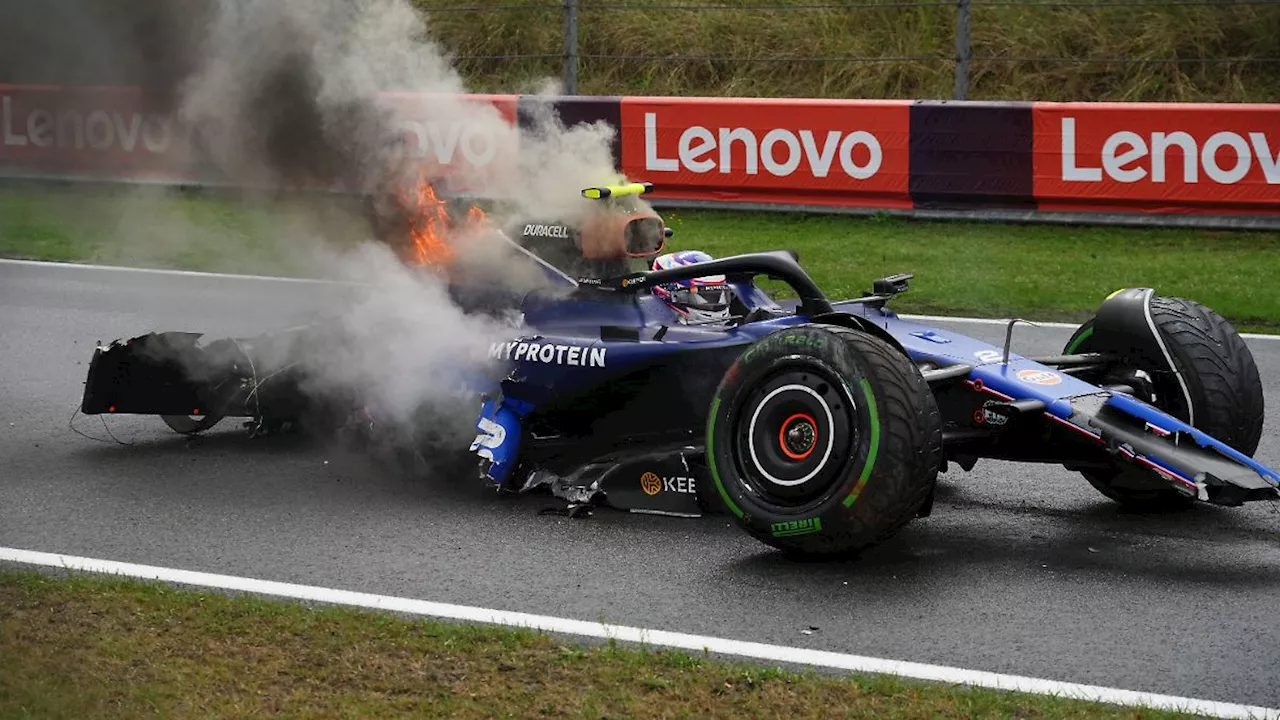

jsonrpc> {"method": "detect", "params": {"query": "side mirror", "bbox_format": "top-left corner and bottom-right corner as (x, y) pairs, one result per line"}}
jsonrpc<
(872, 273), (913, 296)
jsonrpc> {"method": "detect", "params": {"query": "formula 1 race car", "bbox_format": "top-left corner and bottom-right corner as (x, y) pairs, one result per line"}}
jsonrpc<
(78, 182), (1280, 558)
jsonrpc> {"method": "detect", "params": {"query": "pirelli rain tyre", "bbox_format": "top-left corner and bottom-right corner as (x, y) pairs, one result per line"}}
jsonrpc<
(1064, 296), (1264, 510)
(706, 324), (943, 558)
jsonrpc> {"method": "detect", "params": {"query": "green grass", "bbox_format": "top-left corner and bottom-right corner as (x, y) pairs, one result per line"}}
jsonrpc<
(412, 0), (1280, 102)
(0, 570), (1207, 719)
(0, 184), (371, 278)
(4, 184), (1276, 332)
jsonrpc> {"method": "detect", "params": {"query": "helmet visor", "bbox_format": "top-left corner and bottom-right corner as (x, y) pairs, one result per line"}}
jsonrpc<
(670, 284), (730, 312)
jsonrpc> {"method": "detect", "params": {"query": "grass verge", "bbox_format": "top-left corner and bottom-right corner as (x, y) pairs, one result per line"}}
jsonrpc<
(2, 184), (1278, 332)
(413, 0), (1280, 102)
(0, 569), (1205, 719)
(0, 184), (372, 279)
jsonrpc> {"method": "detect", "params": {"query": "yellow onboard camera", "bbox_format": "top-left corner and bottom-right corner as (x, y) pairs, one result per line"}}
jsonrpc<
(575, 181), (669, 259)
(581, 182), (654, 200)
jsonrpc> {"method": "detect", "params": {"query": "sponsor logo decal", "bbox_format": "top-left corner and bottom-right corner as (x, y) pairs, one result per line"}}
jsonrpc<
(1058, 117), (1280, 186)
(640, 472), (663, 495)
(0, 87), (518, 188)
(396, 118), (503, 166)
(974, 349), (1003, 363)
(619, 99), (910, 207)
(911, 330), (950, 344)
(469, 415), (507, 461)
(385, 94), (517, 173)
(522, 224), (570, 238)
(770, 517), (823, 537)
(1016, 368), (1061, 386)
(642, 111), (884, 180)
(1032, 106), (1280, 212)
(640, 472), (696, 496)
(976, 400), (1010, 427)
(2, 95), (175, 154)
(488, 341), (607, 367)
(742, 332), (825, 364)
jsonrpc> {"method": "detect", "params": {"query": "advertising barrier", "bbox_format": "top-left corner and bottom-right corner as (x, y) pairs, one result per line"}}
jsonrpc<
(0, 85), (196, 182)
(381, 92), (520, 194)
(0, 84), (521, 192)
(619, 97), (912, 209)
(2, 84), (1278, 220)
(1032, 102), (1280, 215)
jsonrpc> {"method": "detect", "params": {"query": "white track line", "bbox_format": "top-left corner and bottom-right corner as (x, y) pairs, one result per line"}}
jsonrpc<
(3, 257), (1278, 341)
(1, 547), (1275, 720)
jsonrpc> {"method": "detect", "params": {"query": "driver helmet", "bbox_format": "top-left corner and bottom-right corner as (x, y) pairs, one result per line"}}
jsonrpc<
(651, 250), (732, 324)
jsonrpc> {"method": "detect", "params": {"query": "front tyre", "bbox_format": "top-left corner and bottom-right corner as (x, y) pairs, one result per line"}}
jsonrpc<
(706, 324), (942, 558)
(1064, 295), (1264, 510)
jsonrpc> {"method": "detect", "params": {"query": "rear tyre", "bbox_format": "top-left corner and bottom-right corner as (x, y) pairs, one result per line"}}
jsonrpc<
(162, 414), (224, 434)
(155, 336), (252, 436)
(1064, 296), (1264, 510)
(706, 324), (942, 558)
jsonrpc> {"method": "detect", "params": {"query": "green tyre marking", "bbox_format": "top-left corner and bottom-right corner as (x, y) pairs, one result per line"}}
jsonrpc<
(1065, 326), (1093, 354)
(843, 378), (881, 508)
(770, 517), (822, 538)
(705, 396), (745, 520)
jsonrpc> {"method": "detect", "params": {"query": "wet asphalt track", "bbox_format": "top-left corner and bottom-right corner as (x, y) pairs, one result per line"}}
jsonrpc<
(2, 259), (1280, 708)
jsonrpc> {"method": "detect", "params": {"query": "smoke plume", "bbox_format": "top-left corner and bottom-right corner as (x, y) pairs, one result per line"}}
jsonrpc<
(4, 0), (638, 459)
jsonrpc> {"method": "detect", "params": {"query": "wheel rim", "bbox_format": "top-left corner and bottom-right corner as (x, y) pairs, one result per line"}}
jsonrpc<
(778, 412), (818, 461)
(162, 414), (222, 434)
(732, 364), (856, 506)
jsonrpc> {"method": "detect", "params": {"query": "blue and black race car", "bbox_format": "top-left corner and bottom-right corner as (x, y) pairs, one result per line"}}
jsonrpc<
(79, 182), (1279, 559)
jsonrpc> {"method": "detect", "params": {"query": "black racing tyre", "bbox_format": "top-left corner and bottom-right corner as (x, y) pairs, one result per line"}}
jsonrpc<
(156, 336), (252, 436)
(161, 414), (224, 434)
(705, 324), (943, 558)
(1064, 296), (1264, 510)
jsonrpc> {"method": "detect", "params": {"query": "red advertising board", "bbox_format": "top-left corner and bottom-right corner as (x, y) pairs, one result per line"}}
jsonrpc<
(0, 84), (520, 190)
(0, 84), (198, 182)
(5, 86), (1279, 220)
(620, 97), (912, 208)
(1033, 102), (1280, 214)
(377, 92), (519, 194)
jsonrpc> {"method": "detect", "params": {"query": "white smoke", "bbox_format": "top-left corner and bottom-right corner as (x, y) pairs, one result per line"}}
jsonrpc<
(298, 242), (521, 446)
(143, 0), (635, 450)
(175, 0), (624, 219)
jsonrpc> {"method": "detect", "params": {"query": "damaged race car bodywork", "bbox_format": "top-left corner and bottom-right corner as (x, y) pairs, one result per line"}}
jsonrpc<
(79, 181), (1280, 558)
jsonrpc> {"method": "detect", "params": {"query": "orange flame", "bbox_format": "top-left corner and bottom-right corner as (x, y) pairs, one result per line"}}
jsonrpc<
(396, 174), (490, 269)
(402, 179), (453, 268)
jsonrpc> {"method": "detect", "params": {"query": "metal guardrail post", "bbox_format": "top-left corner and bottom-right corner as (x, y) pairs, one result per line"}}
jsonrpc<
(562, 0), (580, 95)
(954, 0), (971, 100)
